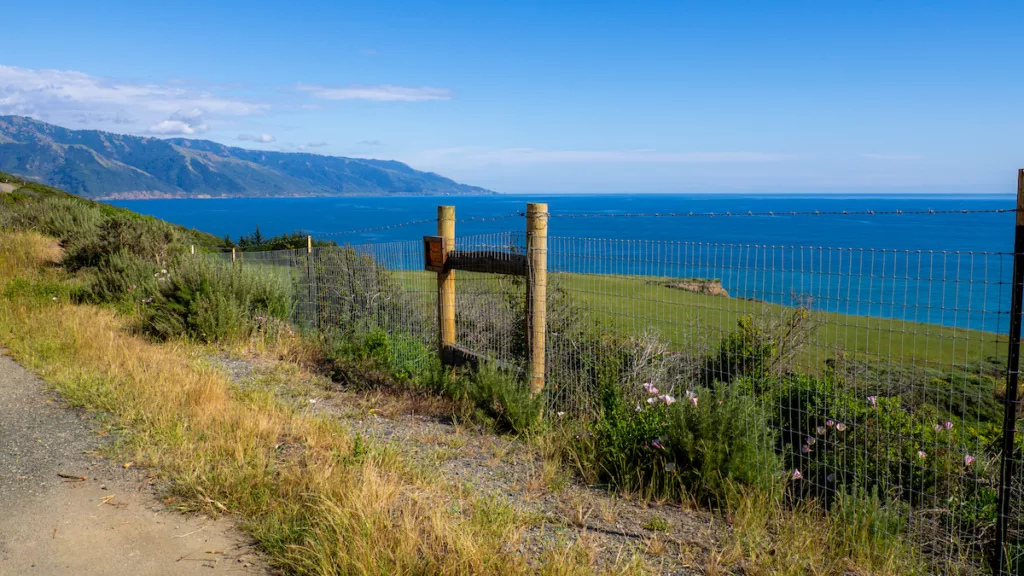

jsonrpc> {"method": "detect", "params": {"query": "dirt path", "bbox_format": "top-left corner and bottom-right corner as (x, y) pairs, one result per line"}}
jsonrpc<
(0, 353), (269, 576)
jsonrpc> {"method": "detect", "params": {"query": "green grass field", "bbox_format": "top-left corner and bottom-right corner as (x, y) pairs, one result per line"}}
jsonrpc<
(551, 272), (1007, 367)
(387, 269), (1007, 368)
(235, 253), (1008, 370)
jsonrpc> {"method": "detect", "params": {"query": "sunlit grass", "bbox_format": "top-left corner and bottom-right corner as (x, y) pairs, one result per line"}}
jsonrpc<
(390, 269), (1006, 367)
(0, 230), (645, 576)
(0, 230), (969, 575)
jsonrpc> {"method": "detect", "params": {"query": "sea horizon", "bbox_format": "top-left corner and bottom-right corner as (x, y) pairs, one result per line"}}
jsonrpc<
(109, 194), (1021, 333)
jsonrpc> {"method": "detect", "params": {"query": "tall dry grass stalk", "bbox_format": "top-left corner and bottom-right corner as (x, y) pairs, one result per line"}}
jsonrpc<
(0, 231), (61, 289)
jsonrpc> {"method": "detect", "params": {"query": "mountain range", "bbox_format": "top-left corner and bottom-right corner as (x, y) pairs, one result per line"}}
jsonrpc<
(0, 116), (494, 199)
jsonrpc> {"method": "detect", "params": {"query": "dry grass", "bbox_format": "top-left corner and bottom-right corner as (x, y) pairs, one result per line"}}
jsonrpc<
(715, 488), (926, 576)
(0, 231), (61, 289)
(0, 231), (646, 576)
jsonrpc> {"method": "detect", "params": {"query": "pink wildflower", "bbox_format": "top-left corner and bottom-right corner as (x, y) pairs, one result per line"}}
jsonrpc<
(964, 454), (976, 466)
(643, 382), (659, 395)
(791, 469), (802, 481)
(917, 450), (928, 459)
(646, 397), (658, 405)
(867, 396), (877, 407)
(826, 419), (836, 429)
(802, 444), (811, 453)
(835, 423), (847, 432)
(944, 421), (954, 431)
(689, 396), (698, 407)
(816, 426), (827, 435)
(933, 424), (943, 432)
(660, 394), (676, 406)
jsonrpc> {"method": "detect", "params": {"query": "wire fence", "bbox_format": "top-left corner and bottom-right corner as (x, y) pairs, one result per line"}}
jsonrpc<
(213, 206), (1024, 575)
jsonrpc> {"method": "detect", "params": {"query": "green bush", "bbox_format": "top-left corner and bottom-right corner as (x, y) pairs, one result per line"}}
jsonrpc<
(317, 327), (438, 390)
(144, 257), (290, 342)
(444, 363), (542, 434)
(663, 385), (781, 503)
(702, 314), (778, 385)
(591, 385), (678, 498)
(591, 379), (780, 504)
(767, 372), (994, 510)
(78, 249), (161, 304)
(63, 213), (183, 271)
(37, 197), (104, 243)
(0, 195), (103, 242)
(701, 308), (814, 386)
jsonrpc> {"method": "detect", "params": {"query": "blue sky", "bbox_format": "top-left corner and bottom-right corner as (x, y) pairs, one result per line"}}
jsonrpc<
(2, 1), (1022, 193)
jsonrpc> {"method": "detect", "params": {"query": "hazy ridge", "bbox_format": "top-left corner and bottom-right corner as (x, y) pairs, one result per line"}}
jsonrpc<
(0, 116), (495, 199)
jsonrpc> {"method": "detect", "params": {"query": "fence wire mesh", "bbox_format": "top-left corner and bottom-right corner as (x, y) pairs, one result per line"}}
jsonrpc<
(454, 231), (527, 372)
(218, 209), (1024, 575)
(545, 237), (1018, 574)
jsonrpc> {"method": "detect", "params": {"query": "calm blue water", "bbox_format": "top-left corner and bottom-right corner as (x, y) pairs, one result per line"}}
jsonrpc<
(109, 195), (1019, 333)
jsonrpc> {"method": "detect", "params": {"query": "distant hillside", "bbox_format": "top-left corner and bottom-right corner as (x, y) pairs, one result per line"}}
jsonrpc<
(0, 116), (495, 199)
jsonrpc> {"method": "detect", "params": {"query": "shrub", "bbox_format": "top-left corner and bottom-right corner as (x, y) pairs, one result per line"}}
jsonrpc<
(591, 385), (678, 498)
(37, 197), (104, 243)
(311, 247), (420, 335)
(767, 372), (993, 510)
(701, 307), (815, 386)
(592, 378), (780, 504)
(445, 363), (542, 434)
(144, 257), (290, 342)
(0, 195), (104, 243)
(663, 385), (781, 503)
(78, 249), (161, 304)
(63, 213), (183, 271)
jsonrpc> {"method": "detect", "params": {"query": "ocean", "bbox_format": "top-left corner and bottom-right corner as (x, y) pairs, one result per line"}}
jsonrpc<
(109, 194), (1019, 332)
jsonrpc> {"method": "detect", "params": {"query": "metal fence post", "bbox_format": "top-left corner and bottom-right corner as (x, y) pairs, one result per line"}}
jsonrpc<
(438, 206), (456, 363)
(996, 168), (1024, 574)
(526, 203), (548, 396)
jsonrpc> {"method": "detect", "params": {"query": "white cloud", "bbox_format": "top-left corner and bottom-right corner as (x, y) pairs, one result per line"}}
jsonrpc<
(861, 153), (924, 160)
(146, 109), (210, 135)
(149, 120), (208, 135)
(296, 83), (452, 102)
(412, 147), (795, 167)
(237, 133), (276, 143)
(0, 65), (269, 134)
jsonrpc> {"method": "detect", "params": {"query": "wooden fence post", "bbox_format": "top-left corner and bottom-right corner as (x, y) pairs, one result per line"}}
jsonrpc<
(438, 206), (457, 362)
(526, 203), (548, 396)
(231, 246), (236, 263)
(190, 245), (194, 255)
(307, 235), (319, 332)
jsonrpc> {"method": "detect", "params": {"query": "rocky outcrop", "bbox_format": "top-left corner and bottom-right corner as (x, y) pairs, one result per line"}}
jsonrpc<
(661, 279), (729, 297)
